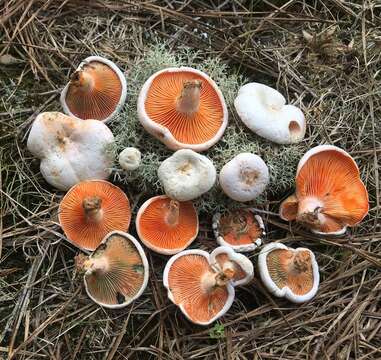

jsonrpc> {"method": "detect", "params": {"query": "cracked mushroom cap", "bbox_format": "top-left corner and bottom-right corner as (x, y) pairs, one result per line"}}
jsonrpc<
(80, 231), (149, 309)
(60, 56), (127, 122)
(213, 209), (265, 252)
(27, 112), (114, 191)
(279, 145), (369, 235)
(234, 83), (305, 144)
(158, 149), (216, 201)
(137, 67), (228, 152)
(258, 243), (319, 303)
(219, 153), (269, 202)
(59, 180), (131, 251)
(136, 195), (198, 255)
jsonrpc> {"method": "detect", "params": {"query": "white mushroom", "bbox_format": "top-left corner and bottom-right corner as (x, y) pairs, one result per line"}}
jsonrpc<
(118, 147), (141, 171)
(234, 83), (306, 144)
(219, 153), (269, 202)
(27, 112), (114, 191)
(158, 149), (216, 201)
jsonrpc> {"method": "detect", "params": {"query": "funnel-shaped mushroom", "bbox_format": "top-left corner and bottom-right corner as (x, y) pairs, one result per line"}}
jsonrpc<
(138, 67), (228, 151)
(163, 246), (253, 325)
(59, 180), (131, 251)
(219, 153), (269, 202)
(77, 231), (149, 308)
(213, 210), (265, 252)
(258, 243), (319, 303)
(27, 112), (114, 191)
(136, 195), (198, 255)
(234, 83), (305, 144)
(158, 149), (216, 201)
(279, 145), (369, 235)
(61, 56), (127, 122)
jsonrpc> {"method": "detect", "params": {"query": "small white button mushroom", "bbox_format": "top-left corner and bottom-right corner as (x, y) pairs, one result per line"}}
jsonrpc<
(158, 149), (216, 201)
(118, 147), (141, 171)
(219, 153), (269, 202)
(234, 83), (306, 144)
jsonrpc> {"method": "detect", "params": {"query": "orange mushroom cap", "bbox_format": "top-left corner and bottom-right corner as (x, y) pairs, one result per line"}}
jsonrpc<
(59, 180), (131, 251)
(138, 67), (228, 151)
(81, 231), (149, 308)
(61, 56), (127, 122)
(279, 146), (369, 234)
(136, 195), (198, 255)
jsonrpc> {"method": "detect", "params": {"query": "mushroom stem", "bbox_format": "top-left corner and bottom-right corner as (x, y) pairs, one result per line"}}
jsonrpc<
(70, 70), (94, 91)
(83, 196), (103, 223)
(201, 262), (236, 293)
(288, 251), (311, 274)
(296, 197), (324, 226)
(176, 80), (202, 115)
(165, 200), (180, 227)
(83, 257), (109, 274)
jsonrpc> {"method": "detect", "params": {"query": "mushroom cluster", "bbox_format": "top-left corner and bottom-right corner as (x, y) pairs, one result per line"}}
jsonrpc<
(24, 53), (368, 323)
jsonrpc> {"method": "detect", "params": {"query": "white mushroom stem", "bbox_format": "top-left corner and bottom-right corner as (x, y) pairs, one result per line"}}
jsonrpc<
(176, 80), (202, 115)
(83, 257), (110, 275)
(296, 196), (324, 226)
(200, 262), (236, 293)
(70, 70), (94, 91)
(165, 200), (180, 227)
(82, 196), (103, 223)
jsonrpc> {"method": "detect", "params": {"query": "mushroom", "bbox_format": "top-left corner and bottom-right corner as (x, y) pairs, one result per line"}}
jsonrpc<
(119, 147), (141, 171)
(59, 180), (131, 251)
(258, 243), (319, 303)
(213, 209), (265, 252)
(137, 67), (228, 151)
(158, 149), (216, 201)
(279, 145), (369, 235)
(163, 246), (253, 325)
(136, 195), (198, 255)
(76, 231), (149, 308)
(27, 112), (114, 191)
(234, 83), (306, 144)
(219, 153), (269, 202)
(61, 56), (127, 122)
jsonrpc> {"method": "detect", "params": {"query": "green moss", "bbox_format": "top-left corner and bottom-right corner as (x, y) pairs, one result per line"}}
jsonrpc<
(110, 44), (307, 212)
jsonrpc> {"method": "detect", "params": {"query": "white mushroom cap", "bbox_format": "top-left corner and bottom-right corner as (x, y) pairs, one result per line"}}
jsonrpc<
(234, 83), (306, 144)
(158, 149), (216, 201)
(219, 153), (269, 202)
(119, 147), (141, 171)
(27, 112), (114, 191)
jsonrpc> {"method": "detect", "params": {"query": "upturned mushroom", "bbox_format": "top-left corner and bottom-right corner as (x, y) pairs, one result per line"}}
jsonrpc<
(163, 246), (253, 325)
(258, 243), (319, 303)
(219, 153), (269, 202)
(137, 67), (228, 151)
(27, 112), (114, 191)
(213, 209), (265, 252)
(136, 195), (198, 255)
(158, 149), (216, 201)
(59, 180), (131, 251)
(119, 147), (141, 171)
(279, 145), (369, 235)
(61, 56), (127, 122)
(234, 83), (306, 144)
(76, 231), (149, 308)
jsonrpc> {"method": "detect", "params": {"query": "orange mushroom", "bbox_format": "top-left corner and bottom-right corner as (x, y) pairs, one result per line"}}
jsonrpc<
(61, 56), (127, 122)
(136, 195), (198, 255)
(77, 231), (149, 308)
(59, 180), (131, 251)
(279, 145), (369, 234)
(137, 67), (228, 151)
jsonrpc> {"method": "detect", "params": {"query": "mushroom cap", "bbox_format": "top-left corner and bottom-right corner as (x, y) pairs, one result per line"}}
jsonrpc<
(119, 147), (141, 171)
(60, 56), (127, 122)
(137, 66), (228, 152)
(158, 149), (216, 201)
(83, 231), (149, 309)
(163, 249), (235, 325)
(234, 83), (306, 144)
(59, 180), (131, 251)
(258, 243), (319, 303)
(213, 210), (265, 252)
(280, 145), (369, 235)
(219, 153), (269, 202)
(136, 195), (199, 255)
(27, 112), (114, 191)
